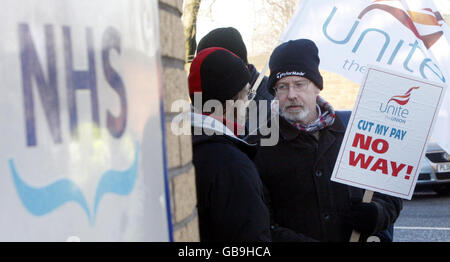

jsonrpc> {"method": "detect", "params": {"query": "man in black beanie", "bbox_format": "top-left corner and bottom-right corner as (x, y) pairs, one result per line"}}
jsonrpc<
(187, 47), (271, 242)
(197, 27), (273, 142)
(253, 39), (402, 242)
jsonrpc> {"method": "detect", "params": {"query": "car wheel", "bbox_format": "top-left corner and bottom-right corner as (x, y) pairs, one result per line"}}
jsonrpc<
(433, 185), (450, 195)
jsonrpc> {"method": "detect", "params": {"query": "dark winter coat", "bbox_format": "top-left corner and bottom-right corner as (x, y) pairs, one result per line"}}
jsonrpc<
(253, 115), (403, 242)
(191, 113), (271, 242)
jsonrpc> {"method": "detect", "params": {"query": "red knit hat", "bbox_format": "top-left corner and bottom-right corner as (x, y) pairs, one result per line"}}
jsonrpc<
(188, 47), (250, 105)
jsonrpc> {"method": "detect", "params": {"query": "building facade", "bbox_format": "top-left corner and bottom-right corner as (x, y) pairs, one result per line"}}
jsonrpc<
(158, 0), (199, 242)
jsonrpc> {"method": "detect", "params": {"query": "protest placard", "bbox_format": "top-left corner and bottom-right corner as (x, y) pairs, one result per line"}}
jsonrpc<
(331, 66), (446, 200)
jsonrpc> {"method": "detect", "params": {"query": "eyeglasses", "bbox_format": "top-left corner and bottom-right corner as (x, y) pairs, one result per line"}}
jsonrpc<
(274, 80), (311, 95)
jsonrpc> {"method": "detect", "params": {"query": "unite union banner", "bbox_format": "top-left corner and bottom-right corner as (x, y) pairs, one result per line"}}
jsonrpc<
(283, 0), (450, 153)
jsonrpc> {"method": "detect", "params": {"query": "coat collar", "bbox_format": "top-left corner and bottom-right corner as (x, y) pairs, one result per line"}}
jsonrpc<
(276, 113), (347, 166)
(190, 112), (245, 140)
(190, 112), (258, 158)
(278, 113), (347, 141)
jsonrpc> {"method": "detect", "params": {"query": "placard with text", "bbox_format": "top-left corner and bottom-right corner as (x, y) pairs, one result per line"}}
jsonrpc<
(0, 0), (171, 241)
(331, 66), (446, 199)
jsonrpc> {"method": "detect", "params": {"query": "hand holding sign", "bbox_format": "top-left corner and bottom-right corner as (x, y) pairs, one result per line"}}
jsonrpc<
(348, 190), (374, 242)
(330, 66), (446, 241)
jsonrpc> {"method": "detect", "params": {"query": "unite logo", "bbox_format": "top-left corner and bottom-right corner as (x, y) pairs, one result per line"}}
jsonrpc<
(322, 0), (447, 83)
(359, 0), (445, 49)
(387, 86), (420, 105)
(379, 86), (420, 124)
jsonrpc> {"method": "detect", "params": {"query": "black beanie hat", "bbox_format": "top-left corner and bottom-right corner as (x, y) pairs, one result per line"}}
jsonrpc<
(188, 47), (250, 105)
(267, 39), (323, 95)
(197, 27), (248, 65)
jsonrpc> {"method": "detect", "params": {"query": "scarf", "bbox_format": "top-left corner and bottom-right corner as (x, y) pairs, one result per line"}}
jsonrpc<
(291, 96), (336, 134)
(201, 113), (243, 137)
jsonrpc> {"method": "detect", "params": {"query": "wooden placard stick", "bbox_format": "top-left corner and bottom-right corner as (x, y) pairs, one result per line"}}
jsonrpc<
(248, 60), (269, 101)
(349, 190), (374, 242)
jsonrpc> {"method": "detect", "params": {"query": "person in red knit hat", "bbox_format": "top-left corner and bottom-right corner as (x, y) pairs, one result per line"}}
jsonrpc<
(187, 47), (271, 242)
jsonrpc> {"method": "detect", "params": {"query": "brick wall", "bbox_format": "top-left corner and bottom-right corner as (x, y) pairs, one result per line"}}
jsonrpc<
(158, 0), (199, 242)
(319, 70), (360, 110)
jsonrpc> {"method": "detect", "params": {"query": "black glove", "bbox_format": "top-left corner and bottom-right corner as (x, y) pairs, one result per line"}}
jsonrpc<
(346, 201), (380, 235)
(271, 224), (319, 242)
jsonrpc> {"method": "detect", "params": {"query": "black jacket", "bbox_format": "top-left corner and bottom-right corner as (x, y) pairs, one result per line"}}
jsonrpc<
(253, 115), (403, 242)
(191, 113), (271, 242)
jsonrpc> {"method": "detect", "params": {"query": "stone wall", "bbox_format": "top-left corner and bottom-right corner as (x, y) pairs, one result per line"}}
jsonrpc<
(158, 0), (199, 242)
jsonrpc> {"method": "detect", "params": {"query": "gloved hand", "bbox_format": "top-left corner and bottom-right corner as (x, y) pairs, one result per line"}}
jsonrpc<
(346, 200), (380, 235)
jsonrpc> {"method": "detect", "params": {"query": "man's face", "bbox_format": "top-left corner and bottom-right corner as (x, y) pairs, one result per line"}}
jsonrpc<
(274, 76), (320, 124)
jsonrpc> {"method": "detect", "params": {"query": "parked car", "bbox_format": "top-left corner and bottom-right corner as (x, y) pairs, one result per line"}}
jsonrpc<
(416, 141), (450, 194)
(337, 110), (450, 195)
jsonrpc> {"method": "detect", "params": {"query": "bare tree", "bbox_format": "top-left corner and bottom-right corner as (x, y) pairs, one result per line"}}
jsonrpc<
(182, 0), (300, 64)
(252, 0), (299, 55)
(183, 0), (202, 63)
(198, 0), (217, 22)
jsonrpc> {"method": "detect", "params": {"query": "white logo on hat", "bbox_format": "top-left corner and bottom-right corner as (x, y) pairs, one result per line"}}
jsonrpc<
(276, 71), (305, 79)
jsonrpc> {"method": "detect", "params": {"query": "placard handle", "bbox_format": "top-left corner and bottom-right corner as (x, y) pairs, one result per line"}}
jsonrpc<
(349, 190), (374, 242)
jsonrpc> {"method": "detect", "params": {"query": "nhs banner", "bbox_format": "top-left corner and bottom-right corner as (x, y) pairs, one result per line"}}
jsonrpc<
(283, 0), (450, 153)
(0, 0), (172, 241)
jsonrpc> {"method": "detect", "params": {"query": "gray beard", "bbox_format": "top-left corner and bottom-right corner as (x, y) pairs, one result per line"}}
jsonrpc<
(280, 107), (310, 123)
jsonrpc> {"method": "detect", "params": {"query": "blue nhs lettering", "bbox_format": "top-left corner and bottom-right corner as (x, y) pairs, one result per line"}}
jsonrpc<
(18, 24), (127, 146)
(322, 7), (446, 83)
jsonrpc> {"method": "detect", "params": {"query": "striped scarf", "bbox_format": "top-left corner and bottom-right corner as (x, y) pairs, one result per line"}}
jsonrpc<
(291, 96), (335, 134)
